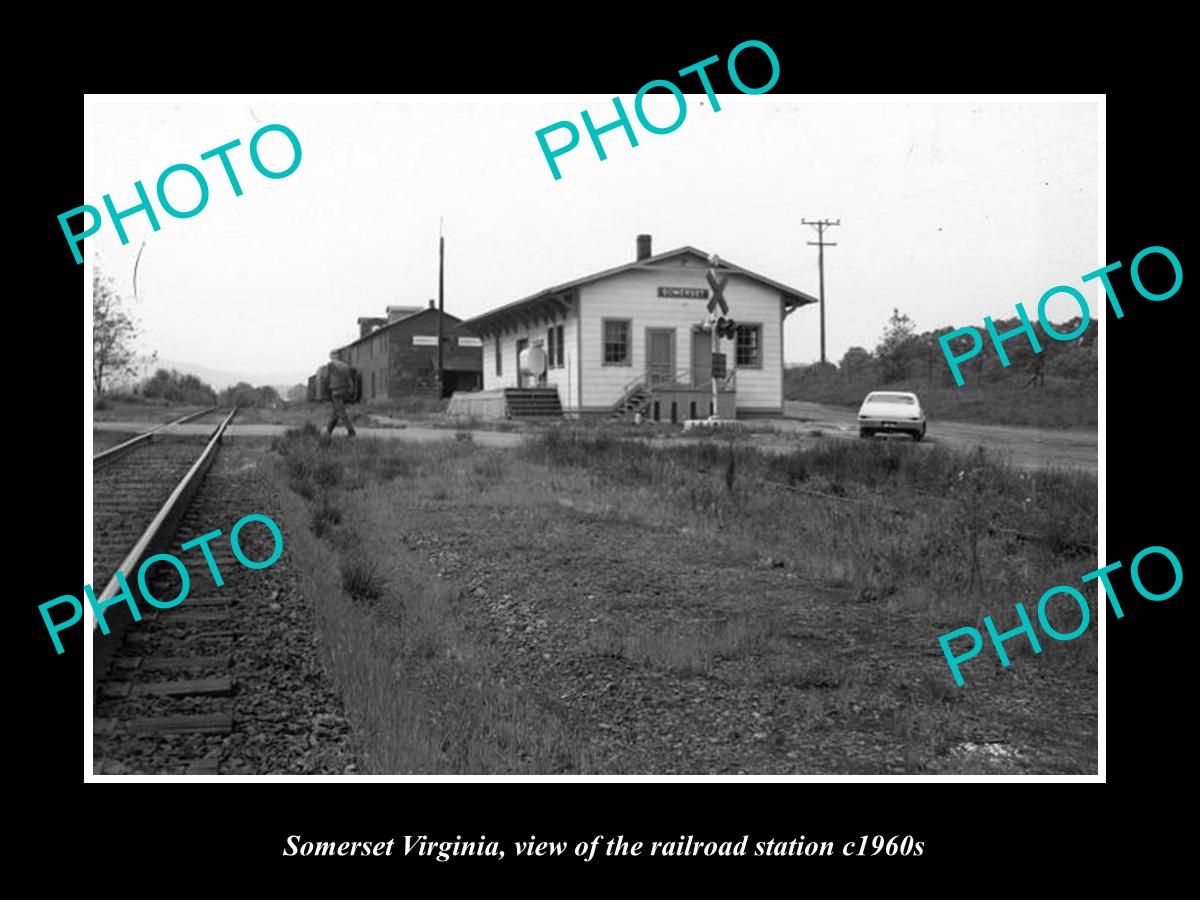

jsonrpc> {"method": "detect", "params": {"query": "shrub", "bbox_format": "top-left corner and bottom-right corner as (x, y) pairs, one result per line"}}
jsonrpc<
(340, 554), (385, 602)
(311, 499), (342, 538)
(312, 458), (342, 488)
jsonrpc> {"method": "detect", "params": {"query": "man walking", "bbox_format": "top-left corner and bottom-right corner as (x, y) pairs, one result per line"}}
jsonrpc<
(324, 351), (358, 437)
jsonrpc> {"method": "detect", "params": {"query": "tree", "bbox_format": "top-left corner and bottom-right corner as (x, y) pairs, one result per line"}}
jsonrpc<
(220, 382), (256, 407)
(1054, 337), (1098, 381)
(142, 368), (218, 404)
(839, 346), (873, 376)
(93, 272), (153, 395)
(925, 327), (957, 388)
(286, 383), (308, 403)
(876, 308), (919, 382)
(257, 385), (282, 408)
(219, 382), (282, 408)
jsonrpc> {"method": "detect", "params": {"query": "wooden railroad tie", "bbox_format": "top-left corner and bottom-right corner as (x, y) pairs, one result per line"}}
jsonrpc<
(126, 712), (234, 735)
(100, 675), (232, 700)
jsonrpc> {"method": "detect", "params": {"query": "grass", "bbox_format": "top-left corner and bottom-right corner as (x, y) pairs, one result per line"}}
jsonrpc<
(270, 427), (589, 773)
(268, 423), (1097, 774)
(586, 614), (763, 676)
(519, 429), (1096, 613)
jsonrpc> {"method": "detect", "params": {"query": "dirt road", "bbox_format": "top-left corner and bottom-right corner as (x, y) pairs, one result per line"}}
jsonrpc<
(93, 401), (1098, 474)
(92, 420), (526, 449)
(781, 401), (1097, 473)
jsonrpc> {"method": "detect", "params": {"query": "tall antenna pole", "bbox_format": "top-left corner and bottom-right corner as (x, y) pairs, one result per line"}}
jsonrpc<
(802, 218), (840, 365)
(437, 218), (445, 395)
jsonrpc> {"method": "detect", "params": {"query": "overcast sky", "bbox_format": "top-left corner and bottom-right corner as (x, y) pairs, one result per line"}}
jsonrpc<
(86, 96), (1098, 382)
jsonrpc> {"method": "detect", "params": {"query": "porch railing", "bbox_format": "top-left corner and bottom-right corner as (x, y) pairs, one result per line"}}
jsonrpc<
(645, 365), (737, 393)
(613, 366), (736, 417)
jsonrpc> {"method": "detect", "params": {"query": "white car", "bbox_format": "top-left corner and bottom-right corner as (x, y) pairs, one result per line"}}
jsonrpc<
(858, 391), (926, 441)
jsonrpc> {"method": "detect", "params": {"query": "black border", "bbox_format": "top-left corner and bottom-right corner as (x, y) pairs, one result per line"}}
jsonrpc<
(22, 24), (1188, 883)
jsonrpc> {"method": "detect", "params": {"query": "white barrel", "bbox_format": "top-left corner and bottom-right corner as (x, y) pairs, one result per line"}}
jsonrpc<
(519, 346), (547, 377)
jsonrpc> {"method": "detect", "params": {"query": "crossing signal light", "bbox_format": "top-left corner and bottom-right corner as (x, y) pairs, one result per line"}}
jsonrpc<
(715, 317), (738, 340)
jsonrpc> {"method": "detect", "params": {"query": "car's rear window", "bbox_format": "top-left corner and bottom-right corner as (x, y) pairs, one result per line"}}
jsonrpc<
(867, 393), (915, 405)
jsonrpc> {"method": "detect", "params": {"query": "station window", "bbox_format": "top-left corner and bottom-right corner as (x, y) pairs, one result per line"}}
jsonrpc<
(603, 319), (631, 365)
(547, 323), (565, 369)
(495, 337), (502, 376)
(736, 324), (762, 368)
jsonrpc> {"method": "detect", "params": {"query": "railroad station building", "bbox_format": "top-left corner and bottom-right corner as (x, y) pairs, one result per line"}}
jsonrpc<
(461, 235), (817, 419)
(332, 302), (483, 401)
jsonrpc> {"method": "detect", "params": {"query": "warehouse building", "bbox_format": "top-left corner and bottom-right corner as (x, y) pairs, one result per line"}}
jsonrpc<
(334, 302), (483, 401)
(461, 235), (817, 419)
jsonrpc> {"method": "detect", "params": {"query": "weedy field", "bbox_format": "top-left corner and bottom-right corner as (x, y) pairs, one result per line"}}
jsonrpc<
(269, 424), (1098, 775)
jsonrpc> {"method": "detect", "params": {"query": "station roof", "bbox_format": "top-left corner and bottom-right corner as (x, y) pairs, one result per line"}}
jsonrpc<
(463, 245), (817, 337)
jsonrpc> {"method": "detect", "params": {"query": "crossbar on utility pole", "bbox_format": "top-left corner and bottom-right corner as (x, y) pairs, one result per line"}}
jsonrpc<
(802, 217), (840, 365)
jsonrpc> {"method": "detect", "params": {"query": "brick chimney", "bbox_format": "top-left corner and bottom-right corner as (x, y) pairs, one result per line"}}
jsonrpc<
(636, 234), (652, 261)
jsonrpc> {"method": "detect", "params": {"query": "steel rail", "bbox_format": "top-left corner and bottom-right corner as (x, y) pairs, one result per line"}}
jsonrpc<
(92, 408), (239, 683)
(92, 406), (220, 469)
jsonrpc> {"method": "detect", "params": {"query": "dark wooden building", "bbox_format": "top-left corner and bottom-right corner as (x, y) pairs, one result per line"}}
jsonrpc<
(337, 302), (483, 401)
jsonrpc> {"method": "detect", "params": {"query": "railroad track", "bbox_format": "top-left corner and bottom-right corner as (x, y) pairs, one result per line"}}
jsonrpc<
(92, 407), (230, 598)
(93, 407), (246, 774)
(93, 406), (221, 468)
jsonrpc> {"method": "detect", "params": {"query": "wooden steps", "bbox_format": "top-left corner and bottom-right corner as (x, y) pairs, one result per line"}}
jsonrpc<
(504, 388), (563, 418)
(611, 385), (652, 420)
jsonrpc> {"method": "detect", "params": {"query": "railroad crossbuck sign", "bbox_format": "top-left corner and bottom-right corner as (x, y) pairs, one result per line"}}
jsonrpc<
(706, 268), (729, 315)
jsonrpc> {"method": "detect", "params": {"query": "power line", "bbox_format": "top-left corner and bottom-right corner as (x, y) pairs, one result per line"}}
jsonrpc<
(802, 218), (840, 365)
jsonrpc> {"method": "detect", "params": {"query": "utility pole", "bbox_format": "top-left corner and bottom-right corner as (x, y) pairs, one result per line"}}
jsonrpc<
(437, 218), (445, 395)
(802, 218), (840, 365)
